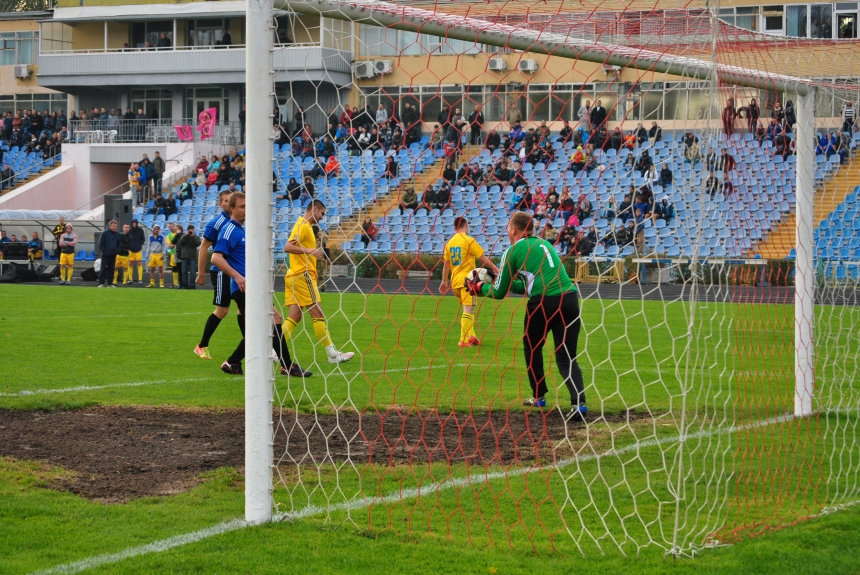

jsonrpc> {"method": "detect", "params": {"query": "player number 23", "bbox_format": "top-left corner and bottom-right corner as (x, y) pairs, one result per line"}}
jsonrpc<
(450, 246), (462, 266)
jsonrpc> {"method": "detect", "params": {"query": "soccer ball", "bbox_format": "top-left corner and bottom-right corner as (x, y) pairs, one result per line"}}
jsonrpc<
(467, 268), (493, 284)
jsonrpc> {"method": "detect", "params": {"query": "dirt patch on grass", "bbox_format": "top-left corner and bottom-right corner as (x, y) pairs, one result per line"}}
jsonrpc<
(0, 406), (647, 502)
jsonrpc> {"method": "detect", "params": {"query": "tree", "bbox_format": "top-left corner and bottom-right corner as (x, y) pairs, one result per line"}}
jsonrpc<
(0, 0), (55, 13)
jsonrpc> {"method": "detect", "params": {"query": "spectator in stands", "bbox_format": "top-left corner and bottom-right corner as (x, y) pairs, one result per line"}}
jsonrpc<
(139, 157), (153, 199)
(356, 126), (371, 150)
(633, 193), (651, 219)
(384, 155), (398, 178)
(685, 139), (702, 164)
(577, 100), (592, 132)
(533, 195), (548, 221)
(842, 101), (855, 133)
(835, 129), (851, 164)
(746, 98), (760, 135)
(163, 193), (178, 218)
(400, 187), (419, 211)
(607, 127), (622, 151)
(97, 220), (121, 288)
(576, 193), (593, 222)
(555, 119), (572, 144)
(546, 192), (560, 220)
(283, 177), (301, 202)
(705, 170), (719, 197)
(722, 98), (736, 137)
(753, 121), (766, 146)
(508, 186), (527, 211)
(293, 106), (305, 136)
(589, 100), (607, 131)
(659, 163), (673, 187)
(390, 127), (405, 152)
(647, 122), (662, 143)
(177, 177), (192, 201)
(619, 219), (637, 249)
(195, 155), (209, 173)
(717, 148), (735, 172)
(705, 149), (717, 171)
(436, 182), (452, 209)
(493, 160), (512, 185)
(375, 104), (389, 128)
(128, 162), (142, 205)
(430, 124), (444, 151)
(622, 130), (635, 150)
(0, 164), (13, 191)
(635, 123), (648, 145)
(569, 146), (586, 174)
(361, 217), (377, 248)
(340, 107), (354, 129)
(334, 123), (347, 144)
(772, 101), (785, 126)
(558, 188), (575, 222)
(483, 128), (500, 153)
(766, 117), (783, 145)
(654, 196), (675, 224)
(368, 127), (382, 152)
(195, 169), (206, 187)
(510, 120), (525, 143)
(616, 193), (633, 223)
(468, 106), (484, 145)
(156, 32), (171, 48)
(301, 176), (315, 202)
(636, 149), (653, 173)
(177, 225), (201, 289)
(535, 120), (551, 143)
(323, 155), (339, 179)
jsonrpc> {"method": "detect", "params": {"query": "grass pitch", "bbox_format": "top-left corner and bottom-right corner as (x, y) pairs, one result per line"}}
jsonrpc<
(1, 284), (859, 574)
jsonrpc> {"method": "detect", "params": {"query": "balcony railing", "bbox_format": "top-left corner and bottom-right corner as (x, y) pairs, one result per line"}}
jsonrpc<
(39, 42), (318, 55)
(68, 119), (243, 146)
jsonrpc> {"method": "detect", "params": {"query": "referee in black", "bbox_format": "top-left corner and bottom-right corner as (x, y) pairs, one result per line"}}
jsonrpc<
(467, 211), (587, 419)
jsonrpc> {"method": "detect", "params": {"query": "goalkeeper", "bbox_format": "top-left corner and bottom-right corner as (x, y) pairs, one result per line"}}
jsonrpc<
(440, 216), (499, 347)
(467, 211), (586, 418)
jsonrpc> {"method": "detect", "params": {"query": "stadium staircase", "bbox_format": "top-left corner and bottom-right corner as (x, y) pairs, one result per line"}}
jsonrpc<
(0, 147), (62, 197)
(327, 146), (476, 250)
(756, 155), (860, 259)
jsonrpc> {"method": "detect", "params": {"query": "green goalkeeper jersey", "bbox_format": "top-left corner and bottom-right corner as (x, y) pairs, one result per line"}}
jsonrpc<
(480, 235), (576, 300)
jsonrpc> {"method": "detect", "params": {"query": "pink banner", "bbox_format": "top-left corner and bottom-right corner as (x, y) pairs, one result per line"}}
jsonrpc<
(174, 125), (193, 141)
(197, 107), (217, 141)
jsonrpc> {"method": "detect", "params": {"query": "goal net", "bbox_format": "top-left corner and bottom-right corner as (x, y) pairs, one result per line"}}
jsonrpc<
(253, 0), (860, 556)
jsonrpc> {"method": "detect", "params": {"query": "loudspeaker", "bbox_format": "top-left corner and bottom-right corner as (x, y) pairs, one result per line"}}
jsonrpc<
(104, 196), (133, 229)
(80, 267), (98, 282)
(1, 241), (28, 259)
(37, 264), (60, 278)
(0, 263), (37, 283)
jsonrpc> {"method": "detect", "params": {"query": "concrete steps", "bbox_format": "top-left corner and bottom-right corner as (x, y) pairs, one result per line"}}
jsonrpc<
(326, 150), (464, 249)
(0, 163), (60, 197)
(756, 158), (860, 259)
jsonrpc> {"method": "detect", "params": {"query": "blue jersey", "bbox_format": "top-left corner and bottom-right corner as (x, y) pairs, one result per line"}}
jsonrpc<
(213, 219), (245, 294)
(203, 210), (230, 271)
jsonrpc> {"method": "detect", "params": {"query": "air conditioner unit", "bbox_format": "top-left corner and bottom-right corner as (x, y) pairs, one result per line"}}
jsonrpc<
(602, 64), (621, 74)
(488, 57), (507, 71)
(353, 61), (377, 79)
(518, 59), (538, 73)
(374, 59), (393, 74)
(13, 64), (30, 79)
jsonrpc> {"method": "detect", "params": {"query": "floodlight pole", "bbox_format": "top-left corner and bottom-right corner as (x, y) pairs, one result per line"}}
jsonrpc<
(794, 90), (816, 418)
(245, 0), (275, 523)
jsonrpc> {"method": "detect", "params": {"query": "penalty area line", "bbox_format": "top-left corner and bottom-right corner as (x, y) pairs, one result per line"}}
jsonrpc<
(28, 410), (804, 575)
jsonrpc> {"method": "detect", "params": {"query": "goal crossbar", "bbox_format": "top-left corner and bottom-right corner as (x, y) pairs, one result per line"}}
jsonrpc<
(279, 0), (826, 95)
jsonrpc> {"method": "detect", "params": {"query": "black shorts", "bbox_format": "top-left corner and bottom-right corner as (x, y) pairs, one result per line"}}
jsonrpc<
(211, 270), (232, 308)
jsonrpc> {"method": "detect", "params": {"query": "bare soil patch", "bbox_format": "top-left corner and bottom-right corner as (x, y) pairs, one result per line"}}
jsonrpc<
(0, 406), (644, 502)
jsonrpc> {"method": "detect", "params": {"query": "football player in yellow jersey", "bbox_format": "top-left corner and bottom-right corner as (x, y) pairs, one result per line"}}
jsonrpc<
(440, 217), (500, 347)
(282, 200), (355, 364)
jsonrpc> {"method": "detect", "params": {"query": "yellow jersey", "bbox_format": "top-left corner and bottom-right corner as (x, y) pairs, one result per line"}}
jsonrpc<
(286, 216), (317, 279)
(443, 232), (485, 289)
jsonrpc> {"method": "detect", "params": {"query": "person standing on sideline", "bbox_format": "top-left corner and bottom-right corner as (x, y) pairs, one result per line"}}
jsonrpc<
(842, 100), (855, 134)
(147, 225), (166, 288)
(722, 98), (736, 138)
(281, 200), (355, 364)
(97, 220), (122, 287)
(58, 223), (77, 284)
(195, 191), (237, 359)
(440, 217), (499, 347)
(113, 223), (132, 286)
(211, 192), (310, 376)
(127, 219), (146, 284)
(177, 224), (201, 289)
(166, 224), (182, 288)
(51, 216), (66, 258)
(466, 211), (587, 419)
(128, 163), (142, 205)
(747, 98), (760, 135)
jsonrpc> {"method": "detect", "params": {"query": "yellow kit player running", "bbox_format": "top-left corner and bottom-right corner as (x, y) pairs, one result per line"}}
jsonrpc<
(440, 217), (500, 347)
(282, 200), (355, 364)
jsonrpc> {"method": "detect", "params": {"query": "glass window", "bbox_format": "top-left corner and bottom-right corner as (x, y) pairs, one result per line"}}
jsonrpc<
(787, 5), (808, 36)
(736, 7), (759, 31)
(638, 88), (664, 121)
(398, 30), (420, 56)
(16, 37), (34, 65)
(811, 4), (833, 38)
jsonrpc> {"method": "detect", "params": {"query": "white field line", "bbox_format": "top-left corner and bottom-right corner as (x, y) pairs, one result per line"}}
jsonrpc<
(27, 410), (829, 575)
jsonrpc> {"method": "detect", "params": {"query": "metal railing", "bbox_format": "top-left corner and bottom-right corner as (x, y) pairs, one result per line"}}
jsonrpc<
(0, 150), (62, 195)
(68, 119), (243, 146)
(39, 42), (318, 56)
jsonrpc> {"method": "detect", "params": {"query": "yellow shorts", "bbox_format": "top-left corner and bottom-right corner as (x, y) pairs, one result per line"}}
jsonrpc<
(148, 253), (164, 268)
(115, 255), (129, 268)
(60, 253), (75, 266)
(128, 250), (142, 262)
(453, 286), (476, 307)
(284, 272), (321, 308)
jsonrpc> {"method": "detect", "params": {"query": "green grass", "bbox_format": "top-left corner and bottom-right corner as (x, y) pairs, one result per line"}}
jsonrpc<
(1, 284), (859, 574)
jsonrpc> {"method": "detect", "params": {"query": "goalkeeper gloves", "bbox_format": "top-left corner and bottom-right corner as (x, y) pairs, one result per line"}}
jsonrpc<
(465, 275), (485, 296)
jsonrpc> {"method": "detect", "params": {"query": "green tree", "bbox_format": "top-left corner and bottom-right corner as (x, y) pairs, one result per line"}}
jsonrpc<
(0, 0), (55, 13)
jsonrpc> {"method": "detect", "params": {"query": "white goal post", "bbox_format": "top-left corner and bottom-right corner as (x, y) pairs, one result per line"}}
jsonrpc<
(244, 0), (819, 523)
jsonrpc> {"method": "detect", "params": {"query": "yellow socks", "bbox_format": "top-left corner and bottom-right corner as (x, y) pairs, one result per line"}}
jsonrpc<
(312, 318), (333, 347)
(282, 318), (298, 343)
(113, 269), (119, 284)
(460, 312), (475, 342)
(172, 272), (179, 286)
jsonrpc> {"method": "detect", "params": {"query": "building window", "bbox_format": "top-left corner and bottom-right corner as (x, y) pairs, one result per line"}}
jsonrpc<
(188, 19), (232, 47)
(0, 93), (68, 115)
(131, 22), (173, 49)
(0, 31), (39, 65)
(131, 89), (173, 120)
(811, 4), (834, 37)
(358, 24), (482, 56)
